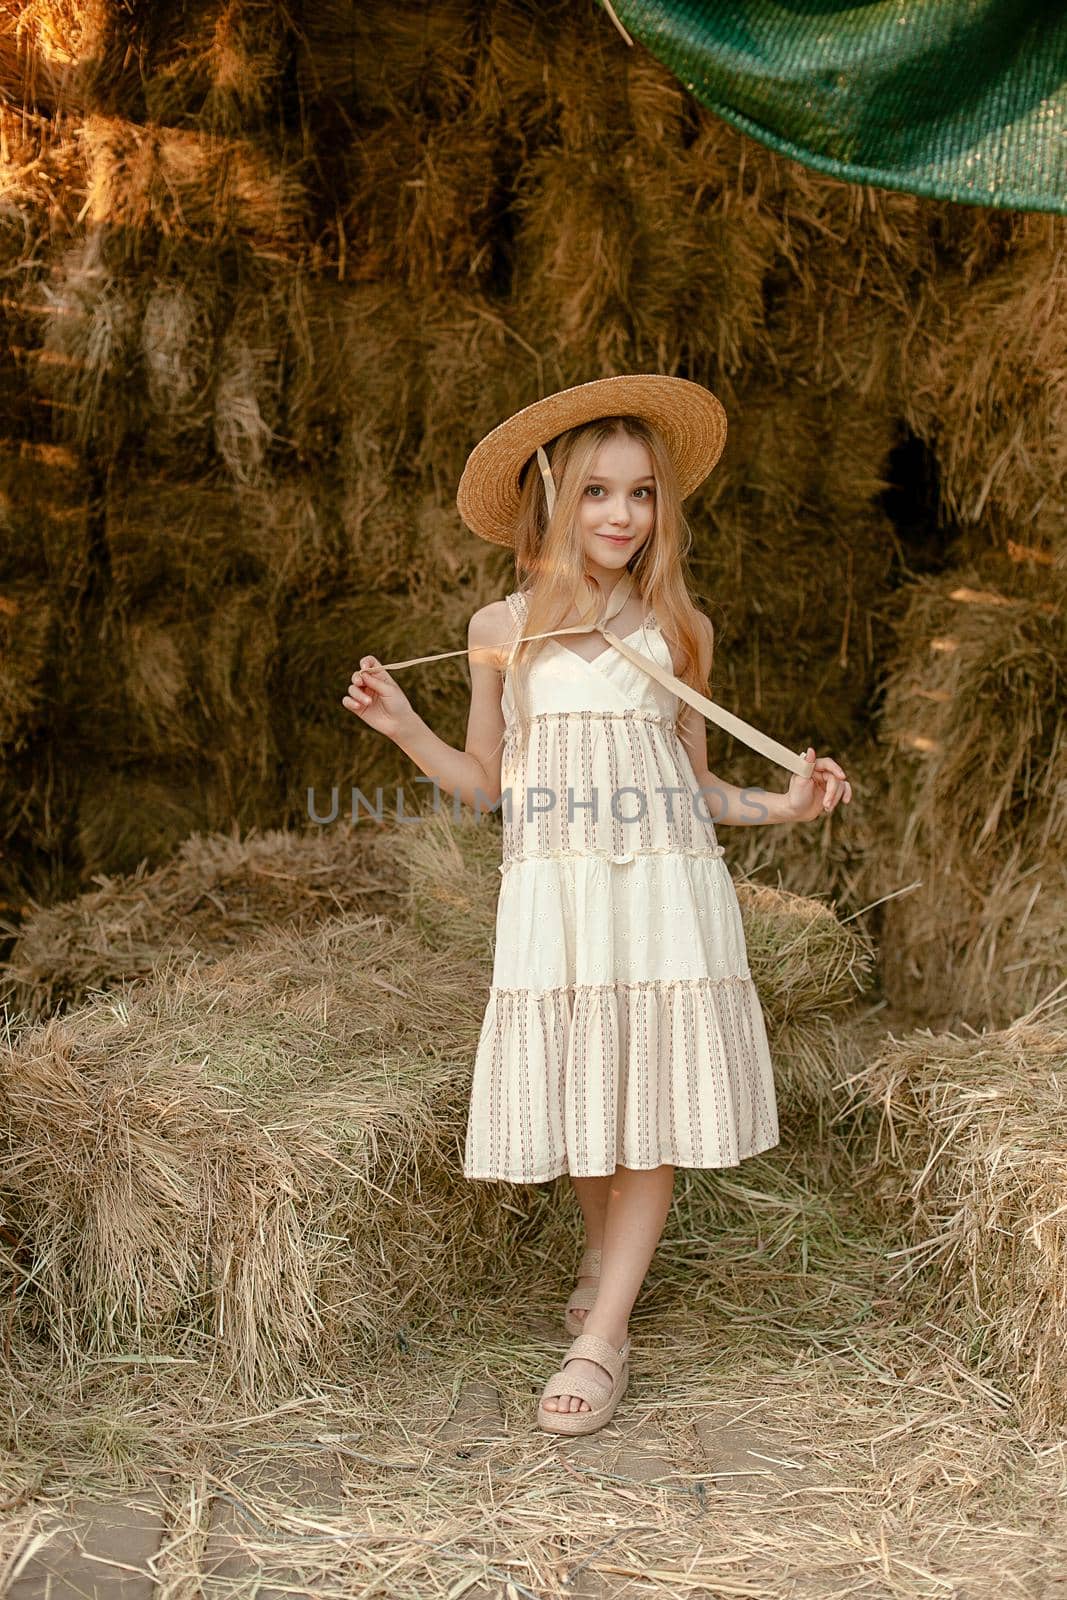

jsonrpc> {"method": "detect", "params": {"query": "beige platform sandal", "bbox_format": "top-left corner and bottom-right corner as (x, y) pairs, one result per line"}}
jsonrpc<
(537, 1331), (631, 1436)
(563, 1245), (601, 1336)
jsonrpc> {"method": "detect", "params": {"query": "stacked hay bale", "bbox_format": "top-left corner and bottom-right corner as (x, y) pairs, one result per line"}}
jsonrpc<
(0, 818), (409, 1023)
(858, 218), (1067, 1028)
(872, 557), (1065, 1030)
(844, 1010), (1067, 1436)
(0, 808), (876, 1399)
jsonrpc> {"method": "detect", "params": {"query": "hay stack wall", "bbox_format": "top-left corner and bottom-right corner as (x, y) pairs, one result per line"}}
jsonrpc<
(0, 0), (1062, 1032)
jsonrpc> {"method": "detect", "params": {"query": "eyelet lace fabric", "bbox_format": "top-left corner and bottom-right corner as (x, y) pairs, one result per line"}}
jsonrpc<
(464, 588), (779, 1184)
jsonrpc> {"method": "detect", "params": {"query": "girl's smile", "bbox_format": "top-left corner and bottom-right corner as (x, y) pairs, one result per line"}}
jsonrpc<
(578, 432), (656, 578)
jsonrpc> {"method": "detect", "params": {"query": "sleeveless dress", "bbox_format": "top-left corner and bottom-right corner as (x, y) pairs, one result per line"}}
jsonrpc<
(463, 589), (780, 1184)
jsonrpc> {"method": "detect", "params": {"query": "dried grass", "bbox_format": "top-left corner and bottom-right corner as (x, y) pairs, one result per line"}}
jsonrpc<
(2, 1319), (1066, 1595)
(0, 820), (406, 1025)
(874, 557), (1066, 1028)
(287, 280), (424, 473)
(413, 289), (546, 490)
(0, 105), (84, 276)
(294, 1), (478, 120)
(0, 911), (503, 1397)
(344, 117), (501, 292)
(75, 113), (309, 252)
(843, 1007), (1067, 1434)
(902, 218), (1067, 551)
(0, 437), (90, 593)
(28, 228), (141, 451)
(141, 0), (289, 136)
(212, 283), (287, 488)
(0, 581), (58, 754)
(273, 575), (501, 806)
(0, 807), (873, 1401)
(0, 0), (118, 114)
(71, 764), (252, 884)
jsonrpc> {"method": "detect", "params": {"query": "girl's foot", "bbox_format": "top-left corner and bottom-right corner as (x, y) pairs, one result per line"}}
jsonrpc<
(541, 1319), (629, 1413)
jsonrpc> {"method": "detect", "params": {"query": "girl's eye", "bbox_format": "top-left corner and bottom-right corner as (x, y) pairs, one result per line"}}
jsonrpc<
(584, 485), (655, 498)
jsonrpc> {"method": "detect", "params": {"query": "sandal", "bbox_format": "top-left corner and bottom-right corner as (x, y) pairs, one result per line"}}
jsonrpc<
(563, 1245), (601, 1336)
(537, 1331), (631, 1436)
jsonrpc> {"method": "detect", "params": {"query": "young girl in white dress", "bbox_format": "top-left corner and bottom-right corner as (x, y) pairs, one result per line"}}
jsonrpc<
(342, 375), (851, 1437)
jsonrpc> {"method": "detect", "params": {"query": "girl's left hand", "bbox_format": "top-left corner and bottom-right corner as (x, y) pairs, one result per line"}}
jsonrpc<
(783, 747), (853, 822)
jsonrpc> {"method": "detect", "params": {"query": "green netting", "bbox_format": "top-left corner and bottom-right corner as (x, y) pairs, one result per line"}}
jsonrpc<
(609, 0), (1067, 213)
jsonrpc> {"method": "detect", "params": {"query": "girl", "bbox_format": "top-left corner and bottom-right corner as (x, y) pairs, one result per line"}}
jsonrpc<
(342, 374), (851, 1437)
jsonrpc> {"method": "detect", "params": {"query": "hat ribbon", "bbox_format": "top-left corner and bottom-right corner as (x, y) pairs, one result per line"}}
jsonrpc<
(535, 444), (557, 516)
(377, 569), (816, 780)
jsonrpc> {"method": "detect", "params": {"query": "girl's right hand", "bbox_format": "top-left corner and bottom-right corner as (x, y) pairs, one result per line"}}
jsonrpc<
(342, 656), (414, 740)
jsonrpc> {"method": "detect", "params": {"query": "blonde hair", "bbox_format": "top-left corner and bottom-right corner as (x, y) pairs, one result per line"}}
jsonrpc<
(503, 414), (714, 755)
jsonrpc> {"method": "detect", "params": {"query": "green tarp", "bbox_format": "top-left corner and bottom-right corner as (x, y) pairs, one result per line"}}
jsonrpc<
(609, 0), (1067, 213)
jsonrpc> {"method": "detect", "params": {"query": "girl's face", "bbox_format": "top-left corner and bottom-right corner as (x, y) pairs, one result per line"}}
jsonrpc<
(576, 430), (655, 579)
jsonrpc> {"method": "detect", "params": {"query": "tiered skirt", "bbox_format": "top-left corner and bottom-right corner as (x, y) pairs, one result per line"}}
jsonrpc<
(464, 851), (780, 1183)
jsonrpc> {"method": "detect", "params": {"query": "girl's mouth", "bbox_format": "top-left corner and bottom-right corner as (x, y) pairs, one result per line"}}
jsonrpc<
(597, 533), (632, 544)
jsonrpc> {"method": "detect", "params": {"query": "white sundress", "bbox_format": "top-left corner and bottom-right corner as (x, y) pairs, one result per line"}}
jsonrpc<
(463, 588), (780, 1184)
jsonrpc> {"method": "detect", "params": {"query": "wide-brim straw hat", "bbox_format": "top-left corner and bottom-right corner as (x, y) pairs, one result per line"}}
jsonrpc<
(456, 373), (728, 546)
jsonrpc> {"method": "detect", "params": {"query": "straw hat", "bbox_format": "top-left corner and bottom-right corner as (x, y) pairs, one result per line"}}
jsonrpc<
(455, 373), (727, 546)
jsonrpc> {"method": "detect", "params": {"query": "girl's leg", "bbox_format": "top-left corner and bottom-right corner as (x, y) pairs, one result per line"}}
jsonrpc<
(568, 1174), (611, 1321)
(543, 1163), (674, 1414)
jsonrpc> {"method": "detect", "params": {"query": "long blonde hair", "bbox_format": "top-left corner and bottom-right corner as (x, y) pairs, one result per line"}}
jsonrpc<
(503, 414), (714, 754)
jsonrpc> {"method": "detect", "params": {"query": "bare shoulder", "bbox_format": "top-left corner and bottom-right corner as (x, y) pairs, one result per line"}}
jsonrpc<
(468, 598), (514, 673)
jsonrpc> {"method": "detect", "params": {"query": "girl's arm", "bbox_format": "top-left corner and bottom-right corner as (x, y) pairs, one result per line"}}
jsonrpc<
(674, 614), (851, 825)
(343, 602), (508, 811)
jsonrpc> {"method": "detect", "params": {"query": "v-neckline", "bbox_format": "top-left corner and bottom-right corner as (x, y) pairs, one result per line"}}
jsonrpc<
(547, 620), (650, 668)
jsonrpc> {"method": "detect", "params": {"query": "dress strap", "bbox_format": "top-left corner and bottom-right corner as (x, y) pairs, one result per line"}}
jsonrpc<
(373, 575), (814, 780)
(503, 590), (529, 669)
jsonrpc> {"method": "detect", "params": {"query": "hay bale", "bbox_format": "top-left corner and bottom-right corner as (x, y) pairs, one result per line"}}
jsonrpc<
(213, 281), (288, 487)
(29, 229), (142, 452)
(0, 0), (128, 114)
(286, 281), (423, 467)
(0, 909), (507, 1398)
(295, 0), (478, 119)
(274, 586), (493, 803)
(30, 209), (291, 469)
(227, 472), (476, 608)
(0, 438), (90, 594)
(141, 0), (289, 135)
(843, 1013), (1067, 1435)
(82, 589), (278, 778)
(75, 113), (309, 250)
(0, 582), (59, 753)
(72, 763), (245, 882)
(344, 117), (501, 292)
(899, 218), (1067, 555)
(105, 477), (264, 605)
(874, 557), (1066, 1028)
(0, 807), (873, 1400)
(0, 106), (84, 286)
(475, 0), (640, 150)
(139, 278), (218, 456)
(412, 288), (544, 488)
(1, 819), (407, 1024)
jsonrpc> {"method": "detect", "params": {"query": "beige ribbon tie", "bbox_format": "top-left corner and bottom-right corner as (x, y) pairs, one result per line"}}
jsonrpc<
(375, 570), (816, 781)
